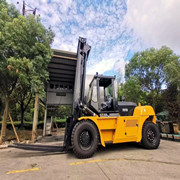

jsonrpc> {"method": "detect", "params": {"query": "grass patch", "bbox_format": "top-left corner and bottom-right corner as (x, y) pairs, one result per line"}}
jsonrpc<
(54, 118), (66, 123)
(0, 119), (66, 125)
(0, 118), (66, 130)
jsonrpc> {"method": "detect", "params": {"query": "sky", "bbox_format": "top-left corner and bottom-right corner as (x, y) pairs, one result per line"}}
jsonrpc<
(7, 0), (180, 82)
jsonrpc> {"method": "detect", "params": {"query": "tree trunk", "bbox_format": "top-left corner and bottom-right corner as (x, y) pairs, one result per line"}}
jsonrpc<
(0, 98), (9, 144)
(151, 91), (156, 113)
(31, 94), (39, 143)
(20, 92), (32, 129)
(43, 106), (47, 136)
(152, 97), (156, 113)
(177, 101), (180, 128)
(20, 102), (24, 129)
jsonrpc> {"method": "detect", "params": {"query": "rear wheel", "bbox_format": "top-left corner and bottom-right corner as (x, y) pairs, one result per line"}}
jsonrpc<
(141, 122), (160, 149)
(71, 120), (98, 158)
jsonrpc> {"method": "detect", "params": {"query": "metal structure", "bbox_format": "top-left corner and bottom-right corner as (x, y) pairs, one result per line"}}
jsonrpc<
(44, 37), (91, 136)
(63, 37), (91, 148)
(46, 49), (77, 106)
(22, 1), (37, 16)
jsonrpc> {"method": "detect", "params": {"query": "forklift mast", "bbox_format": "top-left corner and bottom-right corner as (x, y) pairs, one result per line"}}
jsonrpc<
(73, 37), (91, 120)
(64, 37), (91, 149)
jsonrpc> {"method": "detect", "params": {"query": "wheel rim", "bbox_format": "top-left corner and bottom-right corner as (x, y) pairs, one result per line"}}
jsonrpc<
(147, 128), (157, 144)
(79, 130), (93, 150)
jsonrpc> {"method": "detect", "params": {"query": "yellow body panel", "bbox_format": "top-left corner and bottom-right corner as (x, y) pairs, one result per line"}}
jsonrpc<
(78, 105), (156, 147)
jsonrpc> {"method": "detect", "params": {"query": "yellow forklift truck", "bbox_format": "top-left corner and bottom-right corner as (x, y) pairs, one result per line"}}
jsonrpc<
(63, 38), (160, 158)
(11, 37), (160, 158)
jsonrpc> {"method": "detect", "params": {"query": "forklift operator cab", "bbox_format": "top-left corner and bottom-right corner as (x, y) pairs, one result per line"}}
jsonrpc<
(87, 74), (117, 114)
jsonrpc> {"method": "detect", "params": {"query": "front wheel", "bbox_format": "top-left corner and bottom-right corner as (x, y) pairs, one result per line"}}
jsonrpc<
(71, 120), (98, 158)
(141, 122), (160, 149)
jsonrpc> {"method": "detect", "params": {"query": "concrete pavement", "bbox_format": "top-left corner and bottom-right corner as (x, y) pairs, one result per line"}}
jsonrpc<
(0, 140), (180, 180)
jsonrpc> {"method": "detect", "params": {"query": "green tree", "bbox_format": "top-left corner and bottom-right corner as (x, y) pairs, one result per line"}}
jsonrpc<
(51, 105), (72, 119)
(118, 77), (148, 105)
(124, 77), (141, 103)
(0, 1), (54, 143)
(0, 0), (20, 143)
(118, 83), (124, 100)
(125, 46), (179, 111)
(163, 83), (180, 126)
(16, 85), (32, 128)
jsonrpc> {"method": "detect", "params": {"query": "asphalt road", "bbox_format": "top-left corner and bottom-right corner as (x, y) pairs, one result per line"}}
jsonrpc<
(0, 140), (180, 180)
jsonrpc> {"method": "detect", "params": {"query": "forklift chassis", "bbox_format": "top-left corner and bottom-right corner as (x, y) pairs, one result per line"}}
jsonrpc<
(66, 105), (160, 158)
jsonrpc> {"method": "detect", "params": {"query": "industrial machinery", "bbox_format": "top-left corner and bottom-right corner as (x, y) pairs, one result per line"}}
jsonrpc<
(63, 37), (160, 158)
(10, 37), (160, 158)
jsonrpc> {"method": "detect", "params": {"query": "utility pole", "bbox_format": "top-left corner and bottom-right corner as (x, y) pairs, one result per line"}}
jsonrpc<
(33, 8), (36, 16)
(21, 1), (37, 16)
(32, 94), (39, 143)
(22, 1), (25, 16)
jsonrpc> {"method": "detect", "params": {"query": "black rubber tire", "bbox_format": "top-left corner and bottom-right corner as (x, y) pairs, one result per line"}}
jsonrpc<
(141, 121), (160, 149)
(71, 120), (98, 159)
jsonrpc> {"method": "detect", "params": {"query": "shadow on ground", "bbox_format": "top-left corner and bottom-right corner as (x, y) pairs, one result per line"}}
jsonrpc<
(67, 142), (143, 159)
(8, 135), (144, 159)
